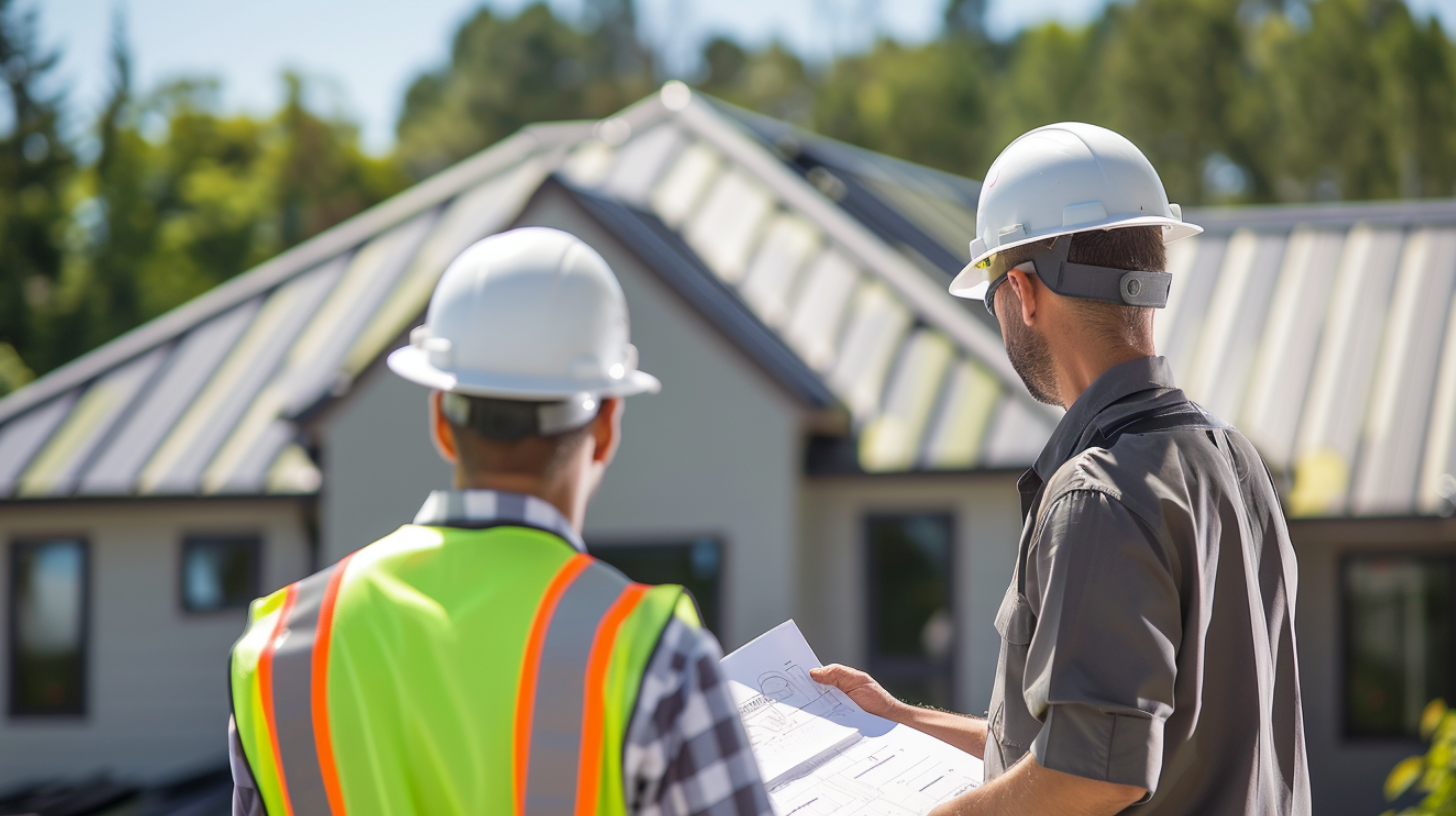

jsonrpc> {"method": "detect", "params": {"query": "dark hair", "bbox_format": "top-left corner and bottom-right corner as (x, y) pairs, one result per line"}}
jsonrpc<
(994, 226), (1166, 344)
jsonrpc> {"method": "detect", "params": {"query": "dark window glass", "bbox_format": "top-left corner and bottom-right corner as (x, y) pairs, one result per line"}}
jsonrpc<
(182, 536), (261, 613)
(593, 539), (722, 636)
(9, 539), (88, 717)
(866, 513), (955, 708)
(1344, 555), (1455, 738)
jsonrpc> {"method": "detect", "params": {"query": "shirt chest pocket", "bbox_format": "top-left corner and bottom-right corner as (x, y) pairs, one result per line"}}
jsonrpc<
(990, 586), (1039, 759)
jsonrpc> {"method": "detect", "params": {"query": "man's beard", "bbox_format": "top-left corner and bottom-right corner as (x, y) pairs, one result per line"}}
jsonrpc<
(1001, 293), (1060, 406)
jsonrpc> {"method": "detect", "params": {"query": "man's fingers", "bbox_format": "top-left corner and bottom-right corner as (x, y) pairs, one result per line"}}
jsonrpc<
(811, 663), (870, 691)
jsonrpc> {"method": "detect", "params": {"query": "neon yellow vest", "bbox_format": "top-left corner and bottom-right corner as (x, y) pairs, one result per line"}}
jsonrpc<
(230, 524), (697, 816)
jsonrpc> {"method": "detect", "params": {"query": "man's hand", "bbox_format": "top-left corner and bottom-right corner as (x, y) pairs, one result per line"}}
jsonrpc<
(810, 663), (988, 759)
(810, 664), (907, 721)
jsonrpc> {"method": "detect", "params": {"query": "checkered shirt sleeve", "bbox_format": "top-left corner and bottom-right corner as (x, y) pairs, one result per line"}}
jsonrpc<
(624, 618), (773, 816)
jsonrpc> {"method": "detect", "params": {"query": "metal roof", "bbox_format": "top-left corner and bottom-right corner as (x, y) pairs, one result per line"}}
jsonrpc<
(0, 84), (1453, 518)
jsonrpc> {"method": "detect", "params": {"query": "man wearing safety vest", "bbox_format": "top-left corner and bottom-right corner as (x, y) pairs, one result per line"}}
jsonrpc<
(226, 227), (773, 816)
(813, 124), (1311, 815)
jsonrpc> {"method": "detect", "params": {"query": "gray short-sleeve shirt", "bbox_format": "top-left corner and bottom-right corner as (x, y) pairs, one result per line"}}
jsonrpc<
(985, 356), (1311, 815)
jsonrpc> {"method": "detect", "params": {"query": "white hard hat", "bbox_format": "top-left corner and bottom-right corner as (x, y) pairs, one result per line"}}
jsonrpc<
(388, 227), (661, 405)
(950, 122), (1202, 301)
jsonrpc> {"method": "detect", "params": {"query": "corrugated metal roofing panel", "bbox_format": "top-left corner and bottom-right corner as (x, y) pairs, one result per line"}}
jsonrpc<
(204, 213), (437, 494)
(0, 395), (78, 495)
(561, 140), (615, 187)
(650, 142), (721, 228)
(17, 347), (167, 497)
(1184, 230), (1287, 422)
(601, 123), (686, 206)
(739, 212), (820, 327)
(784, 249), (860, 373)
(982, 397), (1054, 467)
(1352, 228), (1456, 515)
(342, 162), (548, 381)
(78, 303), (259, 495)
(1289, 226), (1406, 516)
(684, 168), (775, 283)
(1162, 235), (1229, 386)
(859, 329), (953, 472)
(827, 283), (913, 419)
(1240, 229), (1345, 470)
(921, 358), (1002, 469)
(1152, 237), (1200, 355)
(1420, 288), (1456, 514)
(139, 258), (342, 495)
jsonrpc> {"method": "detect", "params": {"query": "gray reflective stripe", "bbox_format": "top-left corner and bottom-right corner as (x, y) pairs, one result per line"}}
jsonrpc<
(271, 564), (338, 814)
(525, 560), (630, 816)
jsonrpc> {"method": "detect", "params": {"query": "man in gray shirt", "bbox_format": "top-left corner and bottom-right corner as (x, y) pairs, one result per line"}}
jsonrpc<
(813, 123), (1310, 815)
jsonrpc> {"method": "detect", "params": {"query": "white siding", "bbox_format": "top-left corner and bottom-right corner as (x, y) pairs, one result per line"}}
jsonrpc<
(798, 473), (1023, 715)
(0, 499), (310, 787)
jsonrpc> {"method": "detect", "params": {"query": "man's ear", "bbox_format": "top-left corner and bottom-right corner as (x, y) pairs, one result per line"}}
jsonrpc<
(429, 391), (459, 464)
(590, 397), (623, 466)
(1003, 263), (1040, 327)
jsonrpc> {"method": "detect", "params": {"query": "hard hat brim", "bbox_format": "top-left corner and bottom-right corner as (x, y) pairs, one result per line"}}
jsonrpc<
(951, 217), (1202, 300)
(387, 346), (662, 400)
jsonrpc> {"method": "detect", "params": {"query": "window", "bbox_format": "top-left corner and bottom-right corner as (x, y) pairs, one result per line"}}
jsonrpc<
(593, 539), (723, 636)
(9, 539), (88, 717)
(1343, 554), (1456, 738)
(866, 513), (955, 708)
(181, 535), (261, 613)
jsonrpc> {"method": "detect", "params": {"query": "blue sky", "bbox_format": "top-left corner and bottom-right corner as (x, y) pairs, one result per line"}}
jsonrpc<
(36, 0), (1456, 154)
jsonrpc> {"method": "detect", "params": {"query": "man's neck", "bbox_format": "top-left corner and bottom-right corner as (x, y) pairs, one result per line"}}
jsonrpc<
(453, 472), (587, 533)
(1051, 341), (1154, 409)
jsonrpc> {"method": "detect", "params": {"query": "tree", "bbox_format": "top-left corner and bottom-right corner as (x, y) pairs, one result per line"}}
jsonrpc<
(697, 38), (814, 125)
(394, 3), (654, 179)
(811, 38), (995, 177)
(40, 20), (407, 375)
(0, 0), (73, 389)
(1260, 0), (1456, 201)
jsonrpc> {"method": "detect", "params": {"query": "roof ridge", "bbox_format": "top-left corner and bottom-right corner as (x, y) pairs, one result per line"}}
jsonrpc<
(0, 122), (594, 426)
(1189, 197), (1456, 231)
(668, 89), (1051, 420)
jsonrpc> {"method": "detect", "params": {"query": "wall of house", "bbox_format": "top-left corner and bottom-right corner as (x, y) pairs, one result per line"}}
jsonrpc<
(798, 472), (1023, 715)
(1290, 517), (1456, 816)
(320, 191), (807, 651)
(0, 498), (311, 788)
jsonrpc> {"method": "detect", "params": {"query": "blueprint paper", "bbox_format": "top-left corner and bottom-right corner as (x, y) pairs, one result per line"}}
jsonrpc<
(722, 620), (983, 814)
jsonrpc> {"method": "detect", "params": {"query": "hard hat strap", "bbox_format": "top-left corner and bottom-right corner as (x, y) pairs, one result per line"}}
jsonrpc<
(441, 392), (600, 441)
(1029, 234), (1172, 309)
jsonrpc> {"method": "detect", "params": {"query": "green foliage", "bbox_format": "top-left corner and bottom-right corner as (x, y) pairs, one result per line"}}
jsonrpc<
(0, 0), (76, 385)
(32, 29), (406, 374)
(788, 0), (1456, 206)
(1383, 699), (1456, 814)
(394, 3), (654, 179)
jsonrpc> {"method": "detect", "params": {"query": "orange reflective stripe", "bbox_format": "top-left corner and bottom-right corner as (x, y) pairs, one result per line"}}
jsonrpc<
(260, 585), (300, 816)
(574, 583), (649, 816)
(516, 553), (594, 816)
(312, 551), (356, 816)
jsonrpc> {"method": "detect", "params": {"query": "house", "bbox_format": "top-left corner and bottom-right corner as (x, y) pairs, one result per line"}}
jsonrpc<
(1, 82), (1453, 815)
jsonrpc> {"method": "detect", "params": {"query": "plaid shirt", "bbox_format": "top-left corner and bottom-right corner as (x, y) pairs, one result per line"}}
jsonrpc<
(231, 489), (771, 816)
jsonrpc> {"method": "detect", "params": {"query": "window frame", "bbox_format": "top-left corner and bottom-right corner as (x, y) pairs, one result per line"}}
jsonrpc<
(587, 535), (726, 637)
(8, 536), (91, 720)
(1339, 549), (1456, 742)
(862, 510), (957, 709)
(178, 533), (263, 615)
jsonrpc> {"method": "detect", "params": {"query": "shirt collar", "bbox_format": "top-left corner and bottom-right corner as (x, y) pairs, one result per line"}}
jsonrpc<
(413, 489), (587, 553)
(1032, 355), (1179, 483)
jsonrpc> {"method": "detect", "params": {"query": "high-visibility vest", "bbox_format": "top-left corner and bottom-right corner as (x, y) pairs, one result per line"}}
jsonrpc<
(229, 523), (696, 816)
